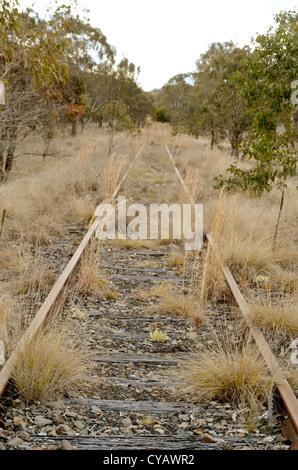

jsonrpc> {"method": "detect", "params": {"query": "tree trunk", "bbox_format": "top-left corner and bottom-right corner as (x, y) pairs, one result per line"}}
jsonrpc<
(0, 125), (16, 183)
(71, 117), (78, 137)
(231, 131), (241, 158)
(210, 129), (215, 150)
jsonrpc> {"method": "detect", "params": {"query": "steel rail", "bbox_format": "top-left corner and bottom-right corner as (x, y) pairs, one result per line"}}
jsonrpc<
(0, 144), (144, 397)
(165, 144), (298, 437)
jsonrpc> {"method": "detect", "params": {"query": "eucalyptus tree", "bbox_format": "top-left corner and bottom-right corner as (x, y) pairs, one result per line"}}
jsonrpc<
(0, 1), (68, 181)
(215, 10), (298, 248)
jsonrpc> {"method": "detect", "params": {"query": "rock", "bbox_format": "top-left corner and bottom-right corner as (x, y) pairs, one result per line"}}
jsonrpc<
(65, 411), (77, 418)
(223, 441), (233, 451)
(193, 428), (204, 435)
(58, 440), (74, 451)
(34, 416), (52, 427)
(32, 446), (55, 451)
(57, 424), (71, 435)
(176, 429), (190, 436)
(3, 398), (14, 408)
(74, 421), (85, 430)
(7, 437), (27, 448)
(72, 308), (87, 319)
(53, 416), (64, 424)
(121, 417), (132, 429)
(16, 431), (30, 441)
(153, 424), (165, 435)
(201, 433), (219, 444)
(180, 422), (189, 429)
(91, 405), (102, 413)
(13, 416), (27, 431)
(178, 414), (190, 421)
(48, 399), (65, 410)
(197, 419), (207, 426)
(186, 331), (198, 341)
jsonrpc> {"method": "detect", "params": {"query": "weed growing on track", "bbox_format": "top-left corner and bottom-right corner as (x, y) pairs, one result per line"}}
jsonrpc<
(248, 292), (298, 338)
(147, 283), (205, 325)
(77, 237), (107, 295)
(103, 153), (127, 199)
(168, 250), (185, 267)
(176, 335), (273, 408)
(11, 322), (90, 404)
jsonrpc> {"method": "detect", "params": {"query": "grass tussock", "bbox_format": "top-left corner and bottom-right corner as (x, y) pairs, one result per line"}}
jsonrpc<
(168, 250), (185, 267)
(204, 193), (298, 291)
(148, 283), (205, 325)
(12, 324), (90, 404)
(248, 293), (298, 338)
(177, 337), (273, 407)
(112, 237), (159, 250)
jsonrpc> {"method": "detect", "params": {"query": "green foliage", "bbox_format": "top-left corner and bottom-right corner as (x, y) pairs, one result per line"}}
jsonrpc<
(149, 329), (169, 343)
(193, 42), (252, 153)
(101, 102), (135, 132)
(153, 107), (169, 123)
(215, 10), (298, 195)
(214, 132), (297, 194)
(0, 1), (151, 178)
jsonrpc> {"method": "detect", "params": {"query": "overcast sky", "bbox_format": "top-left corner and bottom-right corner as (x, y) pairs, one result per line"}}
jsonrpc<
(18, 0), (298, 91)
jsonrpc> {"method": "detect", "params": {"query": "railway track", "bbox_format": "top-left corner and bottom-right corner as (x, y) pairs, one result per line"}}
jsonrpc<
(0, 138), (297, 451)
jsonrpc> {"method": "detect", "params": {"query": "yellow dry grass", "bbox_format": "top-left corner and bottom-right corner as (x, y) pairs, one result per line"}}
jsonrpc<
(12, 323), (90, 404)
(177, 336), (273, 406)
(248, 293), (298, 338)
(148, 283), (205, 325)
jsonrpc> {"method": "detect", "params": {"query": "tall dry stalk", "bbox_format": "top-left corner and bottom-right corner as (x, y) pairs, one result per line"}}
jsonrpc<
(179, 168), (202, 205)
(103, 153), (127, 199)
(196, 193), (227, 312)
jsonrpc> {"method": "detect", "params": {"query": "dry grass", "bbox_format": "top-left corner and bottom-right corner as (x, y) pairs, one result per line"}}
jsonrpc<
(194, 196), (228, 308)
(104, 288), (118, 300)
(135, 260), (156, 269)
(112, 238), (159, 250)
(248, 293), (298, 338)
(103, 153), (127, 199)
(168, 250), (185, 267)
(76, 238), (107, 295)
(179, 168), (203, 205)
(0, 292), (16, 346)
(11, 323), (90, 404)
(0, 120), (296, 410)
(148, 283), (205, 325)
(203, 193), (298, 291)
(177, 336), (273, 406)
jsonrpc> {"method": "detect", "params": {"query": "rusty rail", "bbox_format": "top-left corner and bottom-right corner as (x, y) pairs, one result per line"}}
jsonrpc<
(165, 144), (298, 437)
(0, 144), (143, 397)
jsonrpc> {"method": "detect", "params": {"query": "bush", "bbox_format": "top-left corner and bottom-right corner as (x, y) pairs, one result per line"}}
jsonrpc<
(153, 107), (169, 123)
